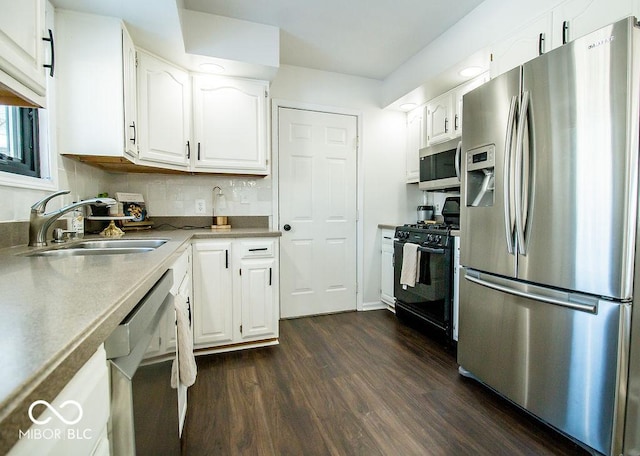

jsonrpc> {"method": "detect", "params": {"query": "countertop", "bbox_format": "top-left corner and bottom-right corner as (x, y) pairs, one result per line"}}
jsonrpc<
(0, 227), (280, 453)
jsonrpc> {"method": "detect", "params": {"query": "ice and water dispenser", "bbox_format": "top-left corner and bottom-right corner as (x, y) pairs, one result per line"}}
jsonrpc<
(466, 145), (495, 207)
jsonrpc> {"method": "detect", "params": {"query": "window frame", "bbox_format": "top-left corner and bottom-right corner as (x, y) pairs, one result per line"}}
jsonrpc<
(0, 107), (41, 178)
(0, 106), (56, 191)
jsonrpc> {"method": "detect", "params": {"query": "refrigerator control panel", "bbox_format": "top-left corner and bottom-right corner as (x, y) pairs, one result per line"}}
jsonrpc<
(467, 144), (495, 172)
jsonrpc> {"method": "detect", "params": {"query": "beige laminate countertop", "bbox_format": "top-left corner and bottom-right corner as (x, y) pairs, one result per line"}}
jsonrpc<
(0, 227), (280, 453)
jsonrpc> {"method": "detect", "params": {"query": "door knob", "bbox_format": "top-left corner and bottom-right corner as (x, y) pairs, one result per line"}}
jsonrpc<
(283, 224), (291, 231)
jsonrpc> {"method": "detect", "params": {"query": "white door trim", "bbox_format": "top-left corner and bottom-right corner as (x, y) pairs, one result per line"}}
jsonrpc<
(271, 98), (365, 312)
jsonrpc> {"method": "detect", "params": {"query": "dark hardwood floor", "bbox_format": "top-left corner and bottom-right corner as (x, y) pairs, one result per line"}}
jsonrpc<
(182, 310), (589, 455)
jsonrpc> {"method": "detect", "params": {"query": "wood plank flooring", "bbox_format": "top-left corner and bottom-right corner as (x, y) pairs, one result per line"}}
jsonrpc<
(182, 310), (589, 455)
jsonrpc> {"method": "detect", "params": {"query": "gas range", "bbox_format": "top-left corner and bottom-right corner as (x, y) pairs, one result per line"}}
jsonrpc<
(395, 223), (457, 249)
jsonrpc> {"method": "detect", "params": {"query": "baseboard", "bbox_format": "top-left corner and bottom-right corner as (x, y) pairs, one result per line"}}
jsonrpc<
(360, 301), (387, 311)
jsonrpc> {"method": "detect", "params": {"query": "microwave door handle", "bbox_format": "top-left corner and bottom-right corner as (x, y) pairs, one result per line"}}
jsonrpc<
(514, 91), (530, 255)
(455, 140), (462, 182)
(503, 95), (518, 255)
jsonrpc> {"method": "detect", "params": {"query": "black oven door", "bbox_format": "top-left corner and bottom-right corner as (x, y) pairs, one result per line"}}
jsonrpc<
(393, 241), (452, 333)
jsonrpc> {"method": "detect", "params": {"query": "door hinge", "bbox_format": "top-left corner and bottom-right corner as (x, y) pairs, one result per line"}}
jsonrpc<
(240, 324), (243, 334)
(265, 90), (268, 98)
(135, 53), (139, 67)
(239, 269), (242, 276)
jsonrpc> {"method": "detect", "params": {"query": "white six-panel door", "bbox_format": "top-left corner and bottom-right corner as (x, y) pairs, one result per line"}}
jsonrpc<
(278, 107), (358, 318)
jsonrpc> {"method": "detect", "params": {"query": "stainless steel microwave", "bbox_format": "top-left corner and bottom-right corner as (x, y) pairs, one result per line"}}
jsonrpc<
(419, 138), (462, 191)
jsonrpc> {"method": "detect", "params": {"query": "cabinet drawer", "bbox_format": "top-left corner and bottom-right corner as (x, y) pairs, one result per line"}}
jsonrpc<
(239, 240), (275, 258)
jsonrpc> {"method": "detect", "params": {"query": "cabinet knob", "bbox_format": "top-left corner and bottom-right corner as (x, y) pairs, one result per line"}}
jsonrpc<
(283, 224), (291, 232)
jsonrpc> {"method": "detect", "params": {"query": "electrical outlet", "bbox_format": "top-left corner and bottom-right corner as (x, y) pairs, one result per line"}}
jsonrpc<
(195, 199), (206, 214)
(435, 203), (441, 212)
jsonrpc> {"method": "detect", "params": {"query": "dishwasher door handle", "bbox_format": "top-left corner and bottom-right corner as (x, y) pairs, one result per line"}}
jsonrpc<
(105, 271), (173, 359)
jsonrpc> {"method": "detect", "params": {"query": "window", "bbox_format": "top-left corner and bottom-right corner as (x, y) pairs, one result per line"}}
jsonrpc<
(0, 105), (40, 178)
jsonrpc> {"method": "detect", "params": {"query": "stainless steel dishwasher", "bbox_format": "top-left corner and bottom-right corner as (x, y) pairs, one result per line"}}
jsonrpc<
(105, 271), (180, 455)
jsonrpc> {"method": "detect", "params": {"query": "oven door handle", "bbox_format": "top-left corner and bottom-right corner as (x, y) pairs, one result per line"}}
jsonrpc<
(418, 246), (445, 254)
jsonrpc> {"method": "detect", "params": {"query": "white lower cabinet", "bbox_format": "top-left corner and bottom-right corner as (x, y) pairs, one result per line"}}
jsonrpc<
(193, 238), (279, 350)
(380, 229), (395, 309)
(8, 346), (110, 456)
(193, 240), (234, 345)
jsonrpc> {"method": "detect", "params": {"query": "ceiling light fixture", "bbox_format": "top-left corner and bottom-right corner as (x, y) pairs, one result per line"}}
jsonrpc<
(459, 66), (483, 78)
(399, 102), (418, 111)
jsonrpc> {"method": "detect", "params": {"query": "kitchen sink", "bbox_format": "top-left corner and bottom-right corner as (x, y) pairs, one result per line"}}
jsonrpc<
(71, 239), (168, 249)
(25, 238), (168, 257)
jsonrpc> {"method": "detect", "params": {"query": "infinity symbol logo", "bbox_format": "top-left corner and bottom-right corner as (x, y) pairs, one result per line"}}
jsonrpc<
(28, 400), (83, 425)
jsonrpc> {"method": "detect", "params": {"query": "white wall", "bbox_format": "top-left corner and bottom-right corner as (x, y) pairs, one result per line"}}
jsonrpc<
(270, 65), (421, 307)
(381, 0), (565, 106)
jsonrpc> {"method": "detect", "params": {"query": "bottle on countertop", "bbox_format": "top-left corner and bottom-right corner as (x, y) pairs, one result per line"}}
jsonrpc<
(67, 202), (84, 238)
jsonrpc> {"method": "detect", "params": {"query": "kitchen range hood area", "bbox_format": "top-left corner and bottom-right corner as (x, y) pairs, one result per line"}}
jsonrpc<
(3, 0), (640, 455)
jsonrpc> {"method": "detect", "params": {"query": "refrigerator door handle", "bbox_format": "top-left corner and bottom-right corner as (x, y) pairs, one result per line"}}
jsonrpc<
(514, 90), (530, 255)
(455, 140), (462, 182)
(503, 95), (518, 255)
(464, 272), (598, 313)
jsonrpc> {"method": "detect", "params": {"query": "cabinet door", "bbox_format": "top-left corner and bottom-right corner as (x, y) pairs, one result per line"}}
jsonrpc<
(426, 94), (452, 145)
(193, 75), (268, 174)
(552, 0), (634, 47)
(380, 230), (395, 307)
(453, 73), (489, 137)
(56, 12), (128, 158)
(193, 242), (233, 346)
(137, 51), (191, 168)
(238, 258), (277, 341)
(0, 0), (47, 97)
(122, 26), (137, 158)
(490, 13), (552, 78)
(406, 106), (424, 183)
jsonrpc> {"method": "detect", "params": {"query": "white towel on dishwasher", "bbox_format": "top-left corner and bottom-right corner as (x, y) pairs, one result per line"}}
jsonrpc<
(400, 242), (420, 287)
(171, 293), (197, 388)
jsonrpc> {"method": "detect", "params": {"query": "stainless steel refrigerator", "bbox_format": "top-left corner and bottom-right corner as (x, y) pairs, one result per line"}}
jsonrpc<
(459, 17), (640, 455)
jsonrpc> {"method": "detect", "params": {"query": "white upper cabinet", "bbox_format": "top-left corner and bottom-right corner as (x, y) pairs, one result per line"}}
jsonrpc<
(406, 105), (424, 183)
(490, 13), (553, 78)
(453, 72), (489, 137)
(56, 11), (136, 160)
(137, 50), (191, 169)
(426, 93), (453, 145)
(192, 75), (268, 174)
(0, 0), (48, 106)
(552, 0), (635, 48)
(424, 73), (488, 147)
(122, 26), (137, 158)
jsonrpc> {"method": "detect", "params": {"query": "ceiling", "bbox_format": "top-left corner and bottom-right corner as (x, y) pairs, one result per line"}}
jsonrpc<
(183, 0), (486, 80)
(52, 0), (486, 82)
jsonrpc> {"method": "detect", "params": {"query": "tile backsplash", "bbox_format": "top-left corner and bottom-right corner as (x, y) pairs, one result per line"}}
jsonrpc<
(106, 173), (272, 217)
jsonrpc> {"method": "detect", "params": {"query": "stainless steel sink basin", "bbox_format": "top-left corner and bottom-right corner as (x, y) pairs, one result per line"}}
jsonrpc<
(25, 238), (168, 257)
(72, 239), (168, 249)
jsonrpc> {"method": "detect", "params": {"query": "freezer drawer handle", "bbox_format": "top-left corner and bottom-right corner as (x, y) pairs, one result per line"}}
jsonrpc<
(464, 274), (597, 313)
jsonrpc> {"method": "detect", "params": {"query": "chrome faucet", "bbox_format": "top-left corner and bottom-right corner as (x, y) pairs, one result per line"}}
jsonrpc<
(28, 190), (117, 247)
